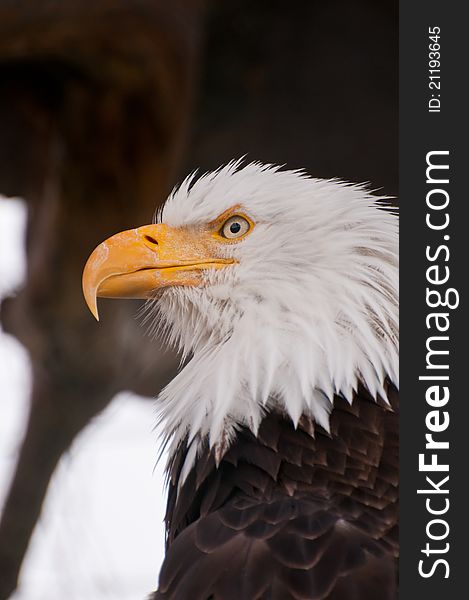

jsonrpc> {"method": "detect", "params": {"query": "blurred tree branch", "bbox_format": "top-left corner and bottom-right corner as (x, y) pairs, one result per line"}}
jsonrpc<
(0, 2), (205, 597)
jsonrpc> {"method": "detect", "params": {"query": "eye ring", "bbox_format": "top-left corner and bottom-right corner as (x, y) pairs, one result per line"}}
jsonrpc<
(220, 215), (252, 239)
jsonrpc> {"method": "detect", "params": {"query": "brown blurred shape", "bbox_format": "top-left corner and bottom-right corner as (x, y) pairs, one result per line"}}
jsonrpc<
(0, 2), (204, 597)
(0, 1), (397, 598)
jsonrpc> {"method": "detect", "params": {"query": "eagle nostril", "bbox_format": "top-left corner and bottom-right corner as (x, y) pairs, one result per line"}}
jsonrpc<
(143, 234), (158, 247)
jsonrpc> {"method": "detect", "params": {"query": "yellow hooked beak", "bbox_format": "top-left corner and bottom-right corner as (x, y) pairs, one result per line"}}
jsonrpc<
(82, 223), (234, 321)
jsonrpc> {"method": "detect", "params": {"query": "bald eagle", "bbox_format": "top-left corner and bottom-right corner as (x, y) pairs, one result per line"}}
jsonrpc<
(83, 162), (398, 600)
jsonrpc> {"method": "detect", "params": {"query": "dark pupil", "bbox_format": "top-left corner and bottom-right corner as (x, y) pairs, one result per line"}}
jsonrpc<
(230, 222), (241, 234)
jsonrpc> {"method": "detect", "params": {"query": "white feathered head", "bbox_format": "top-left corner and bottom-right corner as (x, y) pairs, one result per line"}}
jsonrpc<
(83, 161), (398, 460)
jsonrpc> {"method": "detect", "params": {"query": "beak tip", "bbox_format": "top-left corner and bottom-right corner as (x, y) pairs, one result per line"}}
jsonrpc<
(84, 297), (100, 322)
(82, 259), (100, 322)
(82, 282), (100, 322)
(89, 296), (100, 322)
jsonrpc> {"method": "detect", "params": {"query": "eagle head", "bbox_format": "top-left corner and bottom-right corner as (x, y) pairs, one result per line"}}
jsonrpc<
(83, 161), (398, 460)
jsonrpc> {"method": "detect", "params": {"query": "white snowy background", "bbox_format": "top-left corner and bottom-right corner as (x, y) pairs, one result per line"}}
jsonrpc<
(0, 197), (167, 599)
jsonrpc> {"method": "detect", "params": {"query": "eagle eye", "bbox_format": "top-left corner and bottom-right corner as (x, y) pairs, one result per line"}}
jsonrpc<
(220, 215), (251, 239)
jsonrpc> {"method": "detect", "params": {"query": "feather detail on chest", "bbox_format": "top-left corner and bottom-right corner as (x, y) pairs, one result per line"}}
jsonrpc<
(153, 384), (398, 600)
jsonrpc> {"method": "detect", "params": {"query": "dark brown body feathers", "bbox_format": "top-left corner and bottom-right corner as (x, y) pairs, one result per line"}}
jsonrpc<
(151, 384), (398, 599)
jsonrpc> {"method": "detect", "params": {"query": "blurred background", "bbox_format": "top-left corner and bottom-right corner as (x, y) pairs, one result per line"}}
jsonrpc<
(0, 1), (397, 598)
